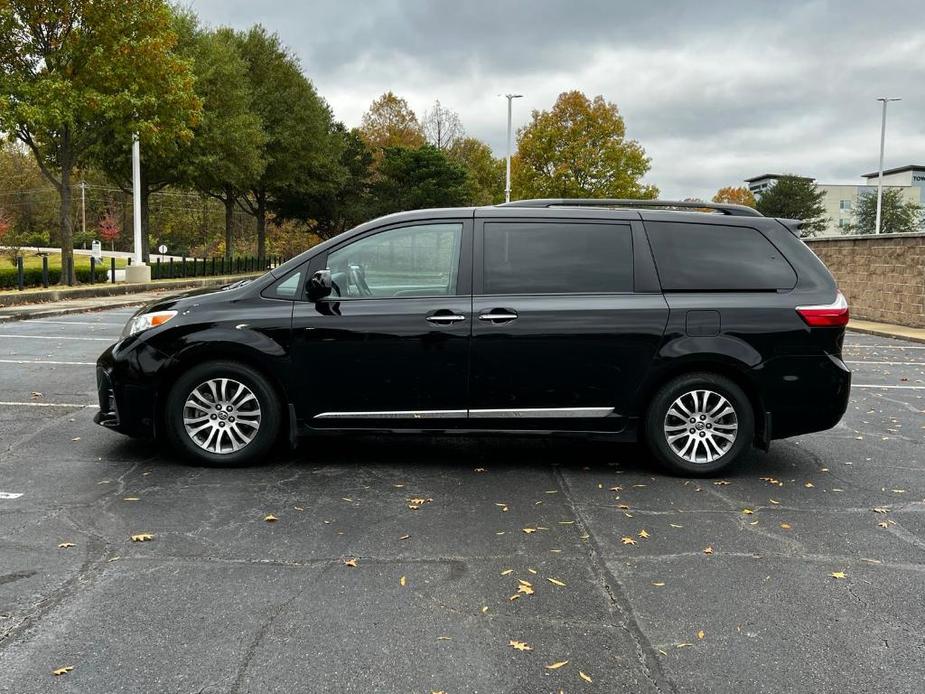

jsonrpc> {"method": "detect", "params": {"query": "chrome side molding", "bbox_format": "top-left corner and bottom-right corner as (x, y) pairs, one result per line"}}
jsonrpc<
(313, 407), (614, 420)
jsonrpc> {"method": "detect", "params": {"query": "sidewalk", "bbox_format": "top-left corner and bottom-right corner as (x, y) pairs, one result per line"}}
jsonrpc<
(848, 319), (925, 345)
(0, 274), (259, 322)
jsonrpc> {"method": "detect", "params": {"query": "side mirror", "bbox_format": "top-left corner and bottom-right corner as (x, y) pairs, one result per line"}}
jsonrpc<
(307, 269), (333, 302)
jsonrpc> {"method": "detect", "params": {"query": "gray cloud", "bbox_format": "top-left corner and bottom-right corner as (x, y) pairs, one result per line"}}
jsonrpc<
(190, 0), (925, 199)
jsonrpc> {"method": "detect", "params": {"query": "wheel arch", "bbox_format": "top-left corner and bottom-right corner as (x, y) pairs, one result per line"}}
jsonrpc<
(634, 356), (768, 448)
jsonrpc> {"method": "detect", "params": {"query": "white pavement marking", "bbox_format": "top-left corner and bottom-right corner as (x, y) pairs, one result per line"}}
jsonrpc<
(0, 334), (112, 341)
(0, 492), (24, 499)
(0, 358), (95, 366)
(853, 384), (925, 390)
(845, 361), (925, 366)
(0, 401), (98, 408)
(845, 345), (925, 350)
(28, 320), (124, 327)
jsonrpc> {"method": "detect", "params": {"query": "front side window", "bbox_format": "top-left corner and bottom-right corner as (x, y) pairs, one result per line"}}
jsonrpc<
(483, 222), (633, 294)
(326, 223), (463, 298)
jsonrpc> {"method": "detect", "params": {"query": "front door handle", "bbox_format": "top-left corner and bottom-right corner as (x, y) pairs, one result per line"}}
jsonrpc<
(426, 312), (467, 324)
(478, 308), (518, 323)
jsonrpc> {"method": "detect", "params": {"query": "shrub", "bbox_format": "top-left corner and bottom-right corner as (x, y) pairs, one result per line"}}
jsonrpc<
(0, 263), (109, 289)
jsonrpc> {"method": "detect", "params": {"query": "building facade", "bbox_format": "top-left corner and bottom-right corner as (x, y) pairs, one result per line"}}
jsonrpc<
(745, 165), (925, 236)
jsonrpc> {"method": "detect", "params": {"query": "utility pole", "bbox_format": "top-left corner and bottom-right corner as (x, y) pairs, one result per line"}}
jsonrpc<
(504, 93), (523, 203)
(875, 97), (901, 235)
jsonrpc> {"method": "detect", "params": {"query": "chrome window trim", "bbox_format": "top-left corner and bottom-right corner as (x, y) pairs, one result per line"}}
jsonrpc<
(313, 407), (614, 420)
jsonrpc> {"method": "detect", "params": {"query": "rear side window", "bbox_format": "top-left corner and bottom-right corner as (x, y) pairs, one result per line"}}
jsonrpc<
(645, 222), (796, 291)
(483, 222), (633, 294)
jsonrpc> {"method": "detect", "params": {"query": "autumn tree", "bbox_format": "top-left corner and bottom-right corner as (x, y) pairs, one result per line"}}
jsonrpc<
(98, 208), (120, 251)
(0, 0), (200, 284)
(713, 186), (756, 208)
(755, 175), (828, 236)
(234, 26), (342, 264)
(449, 137), (505, 205)
(513, 91), (657, 200)
(848, 188), (924, 235)
(422, 100), (464, 150)
(359, 92), (425, 152)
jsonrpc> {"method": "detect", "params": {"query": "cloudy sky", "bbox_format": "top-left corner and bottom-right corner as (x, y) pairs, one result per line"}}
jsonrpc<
(189, 0), (925, 200)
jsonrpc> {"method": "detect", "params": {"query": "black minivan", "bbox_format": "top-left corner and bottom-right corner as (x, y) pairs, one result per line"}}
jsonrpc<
(95, 199), (851, 474)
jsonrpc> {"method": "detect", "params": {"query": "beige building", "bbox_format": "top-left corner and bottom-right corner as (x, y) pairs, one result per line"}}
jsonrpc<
(745, 165), (925, 235)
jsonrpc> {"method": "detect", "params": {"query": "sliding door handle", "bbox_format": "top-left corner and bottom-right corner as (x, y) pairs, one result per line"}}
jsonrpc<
(478, 309), (518, 323)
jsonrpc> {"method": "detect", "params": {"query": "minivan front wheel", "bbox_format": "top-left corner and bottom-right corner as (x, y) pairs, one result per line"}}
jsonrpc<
(645, 373), (754, 475)
(165, 361), (281, 467)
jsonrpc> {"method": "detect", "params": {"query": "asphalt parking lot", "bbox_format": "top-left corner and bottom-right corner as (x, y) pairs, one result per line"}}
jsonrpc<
(0, 307), (923, 693)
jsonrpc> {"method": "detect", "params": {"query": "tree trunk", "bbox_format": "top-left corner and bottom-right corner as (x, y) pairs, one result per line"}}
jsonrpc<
(59, 167), (75, 286)
(256, 193), (267, 267)
(224, 189), (235, 262)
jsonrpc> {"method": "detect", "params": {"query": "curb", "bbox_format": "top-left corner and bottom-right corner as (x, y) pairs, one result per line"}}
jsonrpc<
(0, 297), (153, 322)
(848, 324), (925, 346)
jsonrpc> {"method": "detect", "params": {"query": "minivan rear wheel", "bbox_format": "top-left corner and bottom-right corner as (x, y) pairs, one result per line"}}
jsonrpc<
(644, 373), (754, 476)
(165, 360), (281, 467)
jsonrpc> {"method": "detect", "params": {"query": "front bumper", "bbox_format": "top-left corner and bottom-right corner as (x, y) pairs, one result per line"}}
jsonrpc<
(94, 341), (163, 438)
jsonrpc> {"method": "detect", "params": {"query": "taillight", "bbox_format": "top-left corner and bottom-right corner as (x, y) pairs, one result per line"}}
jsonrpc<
(796, 291), (849, 327)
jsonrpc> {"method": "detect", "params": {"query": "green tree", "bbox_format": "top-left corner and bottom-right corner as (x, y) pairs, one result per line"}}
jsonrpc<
(234, 26), (342, 264)
(188, 27), (266, 260)
(512, 91), (657, 200)
(755, 175), (828, 236)
(448, 137), (505, 205)
(713, 186), (756, 208)
(359, 92), (425, 153)
(0, 0), (200, 283)
(847, 188), (924, 235)
(371, 145), (468, 216)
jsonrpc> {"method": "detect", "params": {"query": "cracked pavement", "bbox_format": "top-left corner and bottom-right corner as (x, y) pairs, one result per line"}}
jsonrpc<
(0, 308), (923, 692)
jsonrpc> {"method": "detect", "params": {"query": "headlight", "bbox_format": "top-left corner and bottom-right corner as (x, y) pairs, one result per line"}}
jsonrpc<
(122, 310), (177, 337)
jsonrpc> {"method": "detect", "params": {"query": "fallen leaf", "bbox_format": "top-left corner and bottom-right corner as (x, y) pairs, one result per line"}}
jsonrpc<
(500, 569), (514, 576)
(713, 480), (730, 486)
(123, 497), (140, 502)
(294, 506), (304, 511)
(343, 557), (358, 568)
(669, 523), (683, 528)
(830, 571), (846, 579)
(264, 514), (278, 523)
(57, 542), (75, 549)
(780, 522), (792, 529)
(547, 577), (566, 587)
(474, 467), (487, 472)
(558, 520), (576, 525)
(872, 507), (890, 514)
(697, 630), (705, 639)
(52, 666), (74, 676)
(517, 584), (535, 596)
(652, 581), (665, 587)
(742, 509), (754, 515)
(769, 499), (780, 505)
(621, 536), (637, 545)
(545, 660), (569, 670)
(437, 636), (451, 640)
(31, 391), (42, 398)
(509, 640), (532, 651)
(399, 576), (406, 587)
(71, 437), (80, 442)
(579, 671), (593, 683)
(528, 568), (538, 574)
(804, 482), (815, 488)
(399, 534), (411, 540)
(639, 529), (650, 539)
(703, 546), (713, 555)
(676, 643), (693, 648)
(130, 533), (153, 542)
(481, 606), (489, 613)
(522, 527), (537, 534)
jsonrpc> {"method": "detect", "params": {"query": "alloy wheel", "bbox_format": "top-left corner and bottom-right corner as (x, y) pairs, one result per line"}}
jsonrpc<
(182, 378), (262, 454)
(663, 389), (738, 464)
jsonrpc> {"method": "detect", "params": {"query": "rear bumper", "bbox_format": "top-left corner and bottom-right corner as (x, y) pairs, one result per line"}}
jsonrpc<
(760, 353), (851, 440)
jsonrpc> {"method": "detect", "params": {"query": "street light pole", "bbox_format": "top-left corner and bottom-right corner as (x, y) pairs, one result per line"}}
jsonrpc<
(504, 93), (523, 203)
(875, 97), (901, 235)
(80, 180), (86, 240)
(124, 132), (151, 283)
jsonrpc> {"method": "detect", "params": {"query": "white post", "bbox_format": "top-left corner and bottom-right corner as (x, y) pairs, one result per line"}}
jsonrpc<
(504, 94), (522, 203)
(80, 180), (86, 239)
(875, 97), (901, 235)
(125, 132), (151, 283)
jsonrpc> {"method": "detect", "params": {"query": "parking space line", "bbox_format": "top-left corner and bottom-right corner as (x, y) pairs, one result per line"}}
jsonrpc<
(845, 345), (925, 350)
(0, 334), (112, 341)
(845, 361), (925, 366)
(0, 359), (95, 366)
(853, 384), (925, 390)
(0, 401), (98, 408)
(28, 320), (125, 327)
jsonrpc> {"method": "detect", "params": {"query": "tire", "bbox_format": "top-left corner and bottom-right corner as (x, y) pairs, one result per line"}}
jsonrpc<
(164, 360), (281, 467)
(644, 372), (754, 476)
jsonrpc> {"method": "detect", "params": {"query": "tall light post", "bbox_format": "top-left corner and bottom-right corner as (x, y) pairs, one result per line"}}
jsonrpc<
(875, 97), (901, 235)
(504, 93), (523, 203)
(125, 132), (151, 282)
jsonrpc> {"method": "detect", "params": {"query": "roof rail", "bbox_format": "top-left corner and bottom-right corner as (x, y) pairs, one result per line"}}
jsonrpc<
(499, 198), (764, 217)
